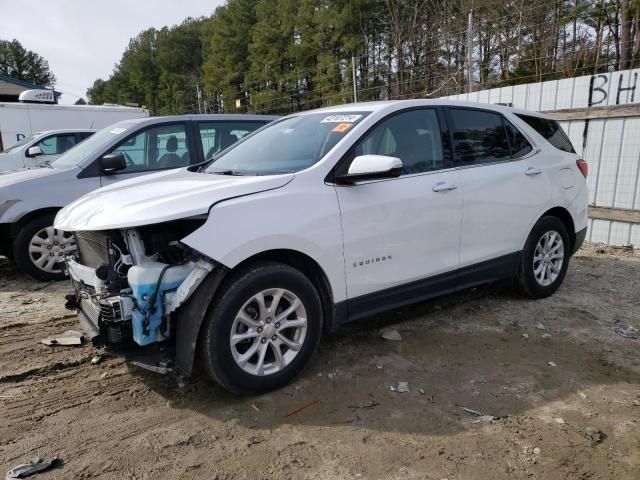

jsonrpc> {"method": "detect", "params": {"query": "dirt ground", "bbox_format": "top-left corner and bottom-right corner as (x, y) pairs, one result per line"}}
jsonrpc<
(0, 243), (639, 480)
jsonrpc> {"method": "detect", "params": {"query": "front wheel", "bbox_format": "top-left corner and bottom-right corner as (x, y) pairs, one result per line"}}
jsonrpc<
(199, 262), (323, 394)
(12, 214), (76, 282)
(515, 216), (571, 298)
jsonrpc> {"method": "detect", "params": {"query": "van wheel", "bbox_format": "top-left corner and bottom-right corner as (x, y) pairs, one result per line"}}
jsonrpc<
(516, 216), (570, 298)
(199, 262), (323, 395)
(12, 214), (76, 282)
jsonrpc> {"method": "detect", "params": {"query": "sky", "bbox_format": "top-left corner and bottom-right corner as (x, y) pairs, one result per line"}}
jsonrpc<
(0, 0), (224, 105)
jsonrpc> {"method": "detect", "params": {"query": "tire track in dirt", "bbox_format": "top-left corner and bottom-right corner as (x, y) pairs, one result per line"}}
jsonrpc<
(0, 356), (93, 384)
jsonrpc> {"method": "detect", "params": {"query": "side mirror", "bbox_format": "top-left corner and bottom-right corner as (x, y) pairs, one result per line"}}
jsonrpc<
(335, 155), (403, 184)
(26, 146), (43, 157)
(100, 152), (127, 174)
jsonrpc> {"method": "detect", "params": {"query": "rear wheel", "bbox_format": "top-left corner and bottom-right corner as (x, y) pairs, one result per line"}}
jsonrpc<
(515, 216), (570, 298)
(199, 262), (323, 394)
(12, 214), (76, 281)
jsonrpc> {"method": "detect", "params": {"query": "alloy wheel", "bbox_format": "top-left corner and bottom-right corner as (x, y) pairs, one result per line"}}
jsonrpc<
(230, 288), (308, 376)
(532, 230), (564, 286)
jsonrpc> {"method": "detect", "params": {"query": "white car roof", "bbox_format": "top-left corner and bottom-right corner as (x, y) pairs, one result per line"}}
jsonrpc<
(32, 128), (97, 135)
(295, 99), (555, 120)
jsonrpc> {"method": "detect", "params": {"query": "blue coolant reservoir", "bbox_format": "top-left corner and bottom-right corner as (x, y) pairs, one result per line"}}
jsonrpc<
(128, 261), (194, 346)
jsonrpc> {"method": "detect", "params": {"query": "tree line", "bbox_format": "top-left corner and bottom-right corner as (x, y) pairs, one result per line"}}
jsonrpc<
(87, 0), (640, 115)
(0, 39), (56, 88)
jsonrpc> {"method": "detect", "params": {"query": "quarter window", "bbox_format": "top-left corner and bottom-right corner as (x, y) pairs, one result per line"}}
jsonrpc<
(516, 114), (575, 153)
(110, 124), (190, 172)
(449, 108), (511, 164)
(354, 109), (445, 175)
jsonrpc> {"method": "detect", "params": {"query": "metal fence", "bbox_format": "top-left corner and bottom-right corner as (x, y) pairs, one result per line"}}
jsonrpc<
(444, 69), (640, 247)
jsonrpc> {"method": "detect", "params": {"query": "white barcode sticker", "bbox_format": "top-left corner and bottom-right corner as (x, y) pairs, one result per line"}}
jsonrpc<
(321, 114), (362, 123)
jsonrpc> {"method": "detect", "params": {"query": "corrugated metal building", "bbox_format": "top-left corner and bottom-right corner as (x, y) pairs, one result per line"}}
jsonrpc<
(445, 69), (640, 247)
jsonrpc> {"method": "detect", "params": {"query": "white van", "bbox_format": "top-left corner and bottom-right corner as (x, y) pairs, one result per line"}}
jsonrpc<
(0, 99), (147, 152)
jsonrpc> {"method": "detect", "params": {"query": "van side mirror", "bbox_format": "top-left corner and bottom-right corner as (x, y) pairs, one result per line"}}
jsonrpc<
(335, 155), (403, 184)
(26, 146), (43, 157)
(100, 152), (127, 174)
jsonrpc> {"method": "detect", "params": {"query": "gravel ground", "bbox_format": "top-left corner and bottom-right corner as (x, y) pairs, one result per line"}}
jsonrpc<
(0, 242), (639, 479)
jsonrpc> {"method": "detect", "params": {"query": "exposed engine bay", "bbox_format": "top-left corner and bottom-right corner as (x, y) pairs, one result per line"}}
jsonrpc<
(65, 218), (215, 357)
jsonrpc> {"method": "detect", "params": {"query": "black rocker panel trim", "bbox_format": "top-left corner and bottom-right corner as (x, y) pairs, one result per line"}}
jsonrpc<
(330, 251), (521, 330)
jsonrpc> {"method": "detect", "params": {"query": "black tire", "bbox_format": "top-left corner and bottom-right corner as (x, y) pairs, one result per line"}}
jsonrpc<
(515, 216), (571, 298)
(199, 262), (323, 395)
(13, 213), (69, 282)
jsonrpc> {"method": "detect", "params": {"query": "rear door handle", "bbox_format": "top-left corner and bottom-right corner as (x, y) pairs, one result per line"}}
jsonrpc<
(432, 182), (458, 192)
(525, 167), (542, 176)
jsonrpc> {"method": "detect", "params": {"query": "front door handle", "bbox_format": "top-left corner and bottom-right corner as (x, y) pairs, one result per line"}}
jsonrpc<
(432, 182), (458, 192)
(525, 167), (542, 176)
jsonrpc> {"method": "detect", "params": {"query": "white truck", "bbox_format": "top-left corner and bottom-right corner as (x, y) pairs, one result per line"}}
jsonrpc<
(0, 90), (148, 153)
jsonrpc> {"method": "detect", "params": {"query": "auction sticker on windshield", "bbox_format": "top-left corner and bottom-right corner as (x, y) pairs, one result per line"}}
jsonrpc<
(321, 114), (363, 123)
(332, 123), (354, 133)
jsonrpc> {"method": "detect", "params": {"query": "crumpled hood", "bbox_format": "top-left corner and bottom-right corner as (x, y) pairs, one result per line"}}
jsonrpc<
(55, 168), (294, 231)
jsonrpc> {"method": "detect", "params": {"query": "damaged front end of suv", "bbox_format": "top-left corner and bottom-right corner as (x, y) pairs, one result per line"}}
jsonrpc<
(63, 218), (224, 374)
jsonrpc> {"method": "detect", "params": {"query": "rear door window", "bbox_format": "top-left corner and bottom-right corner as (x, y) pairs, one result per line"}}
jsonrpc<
(198, 121), (267, 160)
(76, 132), (94, 142)
(503, 120), (533, 158)
(516, 114), (575, 153)
(448, 108), (511, 164)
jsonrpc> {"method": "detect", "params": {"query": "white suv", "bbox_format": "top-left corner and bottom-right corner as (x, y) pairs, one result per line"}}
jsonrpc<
(55, 100), (588, 394)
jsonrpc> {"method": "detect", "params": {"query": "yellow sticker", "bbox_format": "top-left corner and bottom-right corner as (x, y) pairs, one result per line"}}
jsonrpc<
(332, 123), (353, 133)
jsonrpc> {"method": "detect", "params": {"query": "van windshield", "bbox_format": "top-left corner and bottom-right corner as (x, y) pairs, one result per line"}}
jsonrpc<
(205, 112), (370, 175)
(52, 120), (140, 168)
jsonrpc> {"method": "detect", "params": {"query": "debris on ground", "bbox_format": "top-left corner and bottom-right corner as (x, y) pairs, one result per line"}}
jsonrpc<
(40, 330), (83, 346)
(251, 404), (260, 412)
(535, 322), (546, 330)
(541, 333), (551, 339)
(418, 388), (425, 395)
(283, 399), (319, 418)
(533, 447), (541, 455)
(521, 333), (529, 339)
(460, 406), (510, 422)
(548, 361), (557, 367)
(390, 381), (409, 393)
(348, 400), (379, 412)
(584, 426), (605, 443)
(5, 457), (59, 479)
(90, 355), (102, 365)
(612, 325), (639, 339)
(247, 436), (265, 447)
(380, 328), (402, 341)
(327, 372), (336, 379)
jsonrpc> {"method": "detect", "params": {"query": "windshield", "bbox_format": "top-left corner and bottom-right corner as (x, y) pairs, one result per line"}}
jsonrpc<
(1, 133), (43, 154)
(52, 120), (140, 168)
(205, 112), (370, 175)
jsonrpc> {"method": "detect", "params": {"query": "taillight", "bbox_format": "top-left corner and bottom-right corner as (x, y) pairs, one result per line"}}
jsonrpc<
(576, 159), (588, 178)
